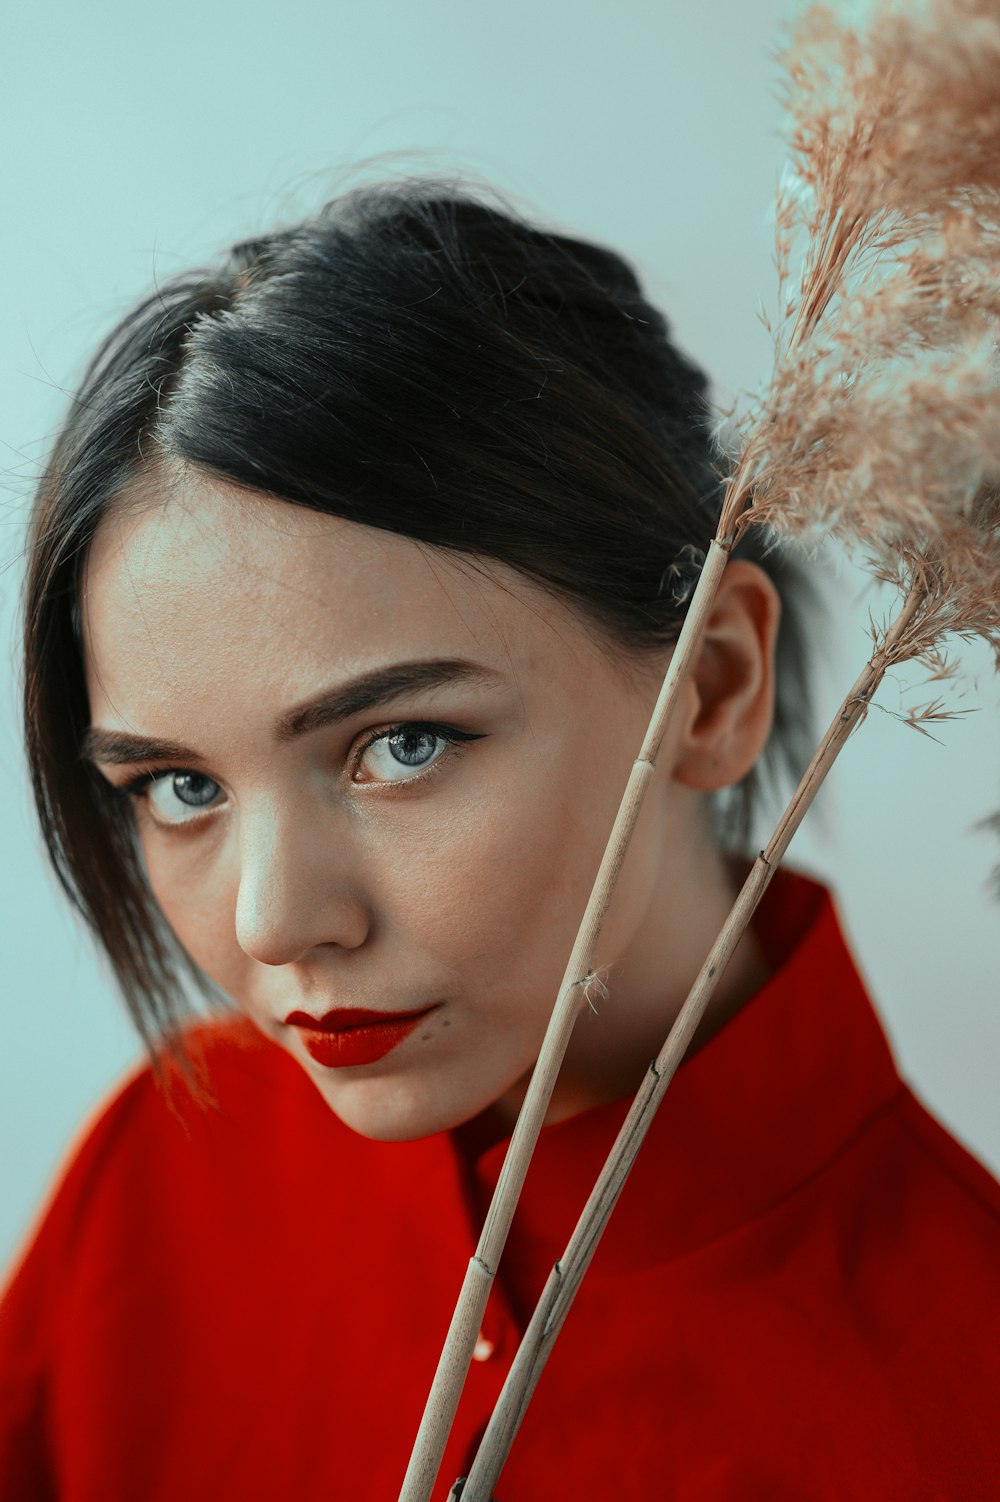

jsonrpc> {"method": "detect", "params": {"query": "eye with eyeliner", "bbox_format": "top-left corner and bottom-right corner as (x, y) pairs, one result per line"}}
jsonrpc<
(351, 721), (485, 785)
(107, 719), (487, 827)
(99, 768), (223, 834)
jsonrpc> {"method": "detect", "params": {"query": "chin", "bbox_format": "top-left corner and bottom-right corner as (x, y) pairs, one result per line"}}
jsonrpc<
(305, 1069), (480, 1143)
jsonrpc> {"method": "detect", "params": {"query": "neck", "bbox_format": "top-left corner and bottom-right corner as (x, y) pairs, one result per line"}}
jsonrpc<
(485, 843), (770, 1135)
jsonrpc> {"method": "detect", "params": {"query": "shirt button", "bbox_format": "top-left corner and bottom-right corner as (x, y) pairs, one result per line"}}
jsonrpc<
(472, 1332), (495, 1362)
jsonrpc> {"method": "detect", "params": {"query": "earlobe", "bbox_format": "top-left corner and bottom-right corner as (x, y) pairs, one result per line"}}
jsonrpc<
(671, 560), (781, 793)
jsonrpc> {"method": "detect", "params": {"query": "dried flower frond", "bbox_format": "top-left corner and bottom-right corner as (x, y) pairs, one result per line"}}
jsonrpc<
(443, 14), (1000, 1490)
(917, 647), (963, 686)
(738, 326), (1000, 548)
(710, 0), (1000, 905)
(779, 0), (1000, 229)
(718, 0), (1000, 692)
(902, 698), (972, 737)
(868, 485), (1000, 670)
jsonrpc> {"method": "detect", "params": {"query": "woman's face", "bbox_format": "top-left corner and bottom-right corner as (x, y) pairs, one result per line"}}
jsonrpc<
(82, 470), (736, 1140)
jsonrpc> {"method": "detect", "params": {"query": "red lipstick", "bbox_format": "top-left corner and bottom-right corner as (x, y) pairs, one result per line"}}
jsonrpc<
(284, 1006), (437, 1068)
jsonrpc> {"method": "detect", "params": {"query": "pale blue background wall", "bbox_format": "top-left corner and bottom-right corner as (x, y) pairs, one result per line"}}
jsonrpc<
(2, 0), (998, 1270)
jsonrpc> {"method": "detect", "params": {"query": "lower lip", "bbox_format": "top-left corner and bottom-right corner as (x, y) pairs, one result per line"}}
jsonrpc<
(292, 1011), (434, 1068)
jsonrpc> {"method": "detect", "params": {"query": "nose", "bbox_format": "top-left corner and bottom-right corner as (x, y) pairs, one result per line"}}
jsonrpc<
(234, 801), (370, 966)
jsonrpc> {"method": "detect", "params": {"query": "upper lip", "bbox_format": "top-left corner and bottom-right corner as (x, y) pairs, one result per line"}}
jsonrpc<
(283, 1005), (437, 1033)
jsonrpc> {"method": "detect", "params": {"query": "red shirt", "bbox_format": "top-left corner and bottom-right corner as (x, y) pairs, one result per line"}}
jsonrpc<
(2, 869), (999, 1499)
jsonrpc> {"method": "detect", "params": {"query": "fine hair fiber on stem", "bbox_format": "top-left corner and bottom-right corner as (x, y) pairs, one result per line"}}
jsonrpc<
(22, 173), (816, 1056)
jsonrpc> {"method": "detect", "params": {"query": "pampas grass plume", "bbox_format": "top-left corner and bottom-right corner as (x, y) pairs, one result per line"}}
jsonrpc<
(723, 0), (1000, 688)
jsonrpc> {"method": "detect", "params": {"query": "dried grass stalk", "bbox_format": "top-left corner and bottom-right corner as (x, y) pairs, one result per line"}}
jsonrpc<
(451, 0), (1000, 1488)
(735, 0), (1000, 582)
(454, 549), (990, 1498)
(460, 488), (999, 1498)
(398, 539), (730, 1502)
(404, 2), (1000, 1495)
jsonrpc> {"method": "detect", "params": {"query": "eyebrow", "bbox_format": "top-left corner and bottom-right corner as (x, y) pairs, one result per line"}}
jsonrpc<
(81, 658), (503, 767)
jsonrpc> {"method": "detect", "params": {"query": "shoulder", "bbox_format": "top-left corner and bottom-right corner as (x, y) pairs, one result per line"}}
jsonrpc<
(774, 1075), (1000, 1396)
(878, 1083), (1000, 1252)
(0, 1015), (351, 1305)
(798, 1088), (1000, 1485)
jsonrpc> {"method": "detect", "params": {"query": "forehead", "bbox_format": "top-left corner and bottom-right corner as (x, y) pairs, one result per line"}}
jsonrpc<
(80, 469), (599, 709)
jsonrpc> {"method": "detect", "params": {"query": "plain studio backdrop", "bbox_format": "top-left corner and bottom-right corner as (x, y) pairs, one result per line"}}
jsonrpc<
(2, 0), (998, 1272)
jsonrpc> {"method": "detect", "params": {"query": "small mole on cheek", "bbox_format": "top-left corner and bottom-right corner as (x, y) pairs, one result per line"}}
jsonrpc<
(441, 1018), (452, 1028)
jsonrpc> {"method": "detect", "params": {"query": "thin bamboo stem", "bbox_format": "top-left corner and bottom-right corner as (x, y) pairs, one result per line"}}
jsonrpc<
(398, 535), (734, 1502)
(457, 580), (925, 1502)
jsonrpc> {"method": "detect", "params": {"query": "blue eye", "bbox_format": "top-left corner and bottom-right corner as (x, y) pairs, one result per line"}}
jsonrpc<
(122, 770), (226, 827)
(111, 721), (485, 824)
(356, 724), (481, 784)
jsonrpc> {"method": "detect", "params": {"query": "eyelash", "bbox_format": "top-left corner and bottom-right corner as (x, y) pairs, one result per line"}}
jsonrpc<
(353, 721), (483, 774)
(113, 721), (484, 827)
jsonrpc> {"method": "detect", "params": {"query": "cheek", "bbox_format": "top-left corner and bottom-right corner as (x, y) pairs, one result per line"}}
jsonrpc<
(135, 749), (669, 1011)
(373, 764), (662, 993)
(140, 827), (241, 984)
(386, 797), (585, 970)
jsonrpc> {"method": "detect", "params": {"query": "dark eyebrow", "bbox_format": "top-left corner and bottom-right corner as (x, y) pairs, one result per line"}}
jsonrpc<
(81, 658), (503, 768)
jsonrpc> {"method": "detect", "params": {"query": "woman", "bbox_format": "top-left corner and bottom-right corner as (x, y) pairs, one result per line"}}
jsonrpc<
(2, 178), (998, 1500)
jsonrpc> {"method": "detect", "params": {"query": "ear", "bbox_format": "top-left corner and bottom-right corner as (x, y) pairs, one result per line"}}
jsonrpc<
(670, 559), (781, 792)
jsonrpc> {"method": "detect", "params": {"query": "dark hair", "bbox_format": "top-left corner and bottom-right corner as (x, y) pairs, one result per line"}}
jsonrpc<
(22, 173), (814, 1052)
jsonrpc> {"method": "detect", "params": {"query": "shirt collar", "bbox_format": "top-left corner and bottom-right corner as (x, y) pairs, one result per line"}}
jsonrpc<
(465, 868), (903, 1286)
